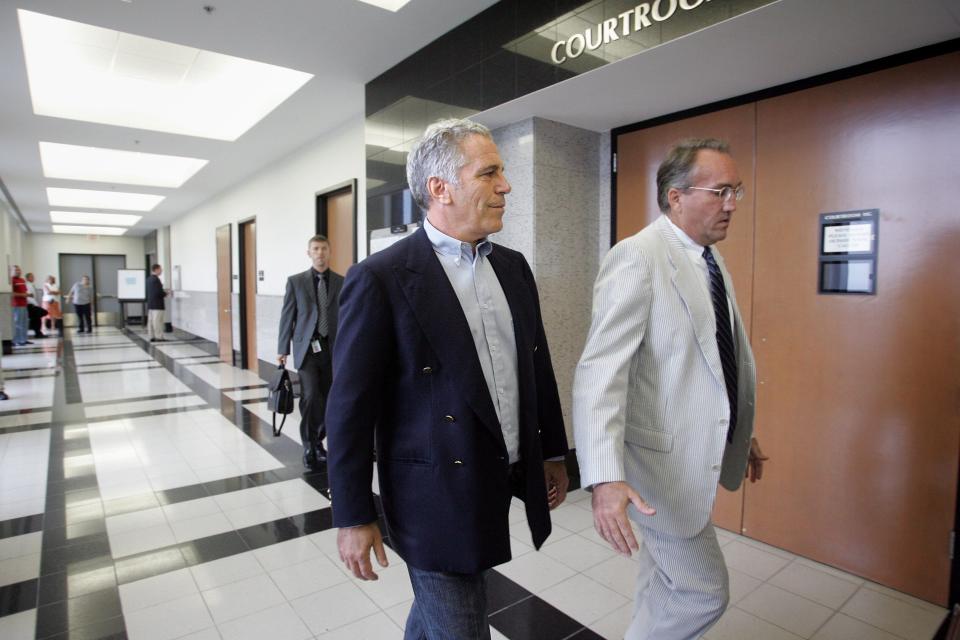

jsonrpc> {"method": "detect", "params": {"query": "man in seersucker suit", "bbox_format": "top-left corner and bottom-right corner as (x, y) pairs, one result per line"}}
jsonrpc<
(573, 138), (768, 639)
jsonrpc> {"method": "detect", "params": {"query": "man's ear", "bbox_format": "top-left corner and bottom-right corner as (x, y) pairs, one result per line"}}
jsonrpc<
(667, 186), (683, 214)
(427, 176), (451, 205)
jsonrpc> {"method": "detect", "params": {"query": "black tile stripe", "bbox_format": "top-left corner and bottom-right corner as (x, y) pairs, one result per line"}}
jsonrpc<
(0, 578), (38, 619)
(73, 359), (155, 369)
(0, 407), (53, 417)
(81, 392), (197, 408)
(83, 403), (209, 424)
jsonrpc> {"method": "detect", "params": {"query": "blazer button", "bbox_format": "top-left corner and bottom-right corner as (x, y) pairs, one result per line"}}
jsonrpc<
(421, 366), (433, 374)
(444, 415), (456, 423)
(453, 459), (463, 465)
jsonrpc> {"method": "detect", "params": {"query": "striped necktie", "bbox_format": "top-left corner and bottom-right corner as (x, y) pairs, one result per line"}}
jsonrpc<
(316, 273), (328, 338)
(702, 246), (737, 443)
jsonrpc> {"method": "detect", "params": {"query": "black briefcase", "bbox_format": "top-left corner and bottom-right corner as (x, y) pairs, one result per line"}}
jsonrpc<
(267, 365), (295, 436)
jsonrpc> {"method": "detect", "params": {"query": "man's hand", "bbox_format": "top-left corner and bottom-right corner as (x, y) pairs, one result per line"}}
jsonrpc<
(337, 522), (388, 581)
(591, 481), (655, 556)
(746, 437), (769, 483)
(277, 354), (287, 366)
(543, 461), (569, 510)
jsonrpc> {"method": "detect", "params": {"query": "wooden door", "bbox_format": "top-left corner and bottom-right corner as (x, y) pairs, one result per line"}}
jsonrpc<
(322, 187), (356, 275)
(615, 103), (757, 534)
(215, 224), (233, 364)
(745, 52), (960, 605)
(241, 220), (257, 371)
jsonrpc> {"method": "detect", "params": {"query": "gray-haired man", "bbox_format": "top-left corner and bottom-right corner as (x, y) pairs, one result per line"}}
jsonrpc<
(327, 118), (569, 638)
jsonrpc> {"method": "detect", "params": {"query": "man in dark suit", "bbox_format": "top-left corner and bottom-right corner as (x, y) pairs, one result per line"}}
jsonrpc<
(146, 264), (168, 342)
(277, 235), (342, 468)
(327, 119), (569, 639)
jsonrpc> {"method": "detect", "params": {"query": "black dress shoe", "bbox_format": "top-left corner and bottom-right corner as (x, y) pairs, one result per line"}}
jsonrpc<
(303, 448), (316, 469)
(0, 391), (9, 400)
(315, 445), (328, 463)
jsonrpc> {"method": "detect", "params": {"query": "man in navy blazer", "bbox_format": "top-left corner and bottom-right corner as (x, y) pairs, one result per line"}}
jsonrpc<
(327, 118), (569, 638)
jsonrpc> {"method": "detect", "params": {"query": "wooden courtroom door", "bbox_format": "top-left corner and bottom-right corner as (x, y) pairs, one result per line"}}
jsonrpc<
(215, 224), (233, 364)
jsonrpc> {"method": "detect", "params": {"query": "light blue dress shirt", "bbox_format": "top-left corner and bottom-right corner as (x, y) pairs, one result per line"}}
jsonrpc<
(423, 218), (521, 463)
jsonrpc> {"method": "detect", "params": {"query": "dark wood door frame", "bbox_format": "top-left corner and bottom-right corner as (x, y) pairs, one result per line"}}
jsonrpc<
(316, 179), (358, 264)
(238, 217), (257, 371)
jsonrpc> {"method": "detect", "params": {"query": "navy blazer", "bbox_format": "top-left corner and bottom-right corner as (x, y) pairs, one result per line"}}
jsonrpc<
(326, 228), (568, 573)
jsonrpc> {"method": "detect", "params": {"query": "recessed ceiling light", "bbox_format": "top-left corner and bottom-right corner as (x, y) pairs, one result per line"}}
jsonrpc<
(50, 211), (142, 226)
(353, 0), (412, 11)
(47, 187), (164, 211)
(52, 225), (128, 236)
(18, 9), (314, 141)
(40, 142), (207, 188)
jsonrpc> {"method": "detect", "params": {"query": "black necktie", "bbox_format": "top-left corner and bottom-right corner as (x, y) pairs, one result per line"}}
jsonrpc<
(702, 246), (737, 443)
(316, 274), (328, 338)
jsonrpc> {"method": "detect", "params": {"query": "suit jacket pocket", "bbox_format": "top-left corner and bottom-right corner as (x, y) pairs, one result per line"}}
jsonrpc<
(624, 425), (674, 453)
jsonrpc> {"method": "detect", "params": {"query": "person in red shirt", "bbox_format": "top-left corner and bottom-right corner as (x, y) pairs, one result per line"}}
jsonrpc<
(10, 265), (30, 346)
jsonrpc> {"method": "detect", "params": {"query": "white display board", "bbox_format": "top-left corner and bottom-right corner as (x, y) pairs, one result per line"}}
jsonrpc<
(117, 269), (146, 300)
(370, 223), (420, 255)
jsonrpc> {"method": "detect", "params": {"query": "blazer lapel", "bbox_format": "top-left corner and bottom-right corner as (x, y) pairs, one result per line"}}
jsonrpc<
(395, 230), (503, 444)
(656, 216), (726, 389)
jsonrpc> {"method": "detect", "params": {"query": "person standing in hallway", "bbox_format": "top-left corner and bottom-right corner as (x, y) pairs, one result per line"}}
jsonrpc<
(42, 276), (62, 337)
(10, 265), (30, 346)
(573, 138), (768, 640)
(68, 275), (94, 334)
(24, 272), (47, 338)
(146, 264), (168, 342)
(0, 327), (8, 401)
(277, 235), (343, 469)
(327, 118), (570, 639)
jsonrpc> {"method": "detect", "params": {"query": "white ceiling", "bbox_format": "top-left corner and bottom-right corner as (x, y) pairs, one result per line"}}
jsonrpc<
(477, 0), (960, 133)
(0, 0), (498, 236)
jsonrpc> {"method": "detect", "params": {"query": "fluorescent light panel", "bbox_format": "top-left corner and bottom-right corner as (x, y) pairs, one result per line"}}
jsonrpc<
(40, 142), (207, 188)
(53, 225), (127, 236)
(47, 187), (164, 212)
(18, 10), (314, 141)
(354, 0), (412, 11)
(50, 211), (142, 226)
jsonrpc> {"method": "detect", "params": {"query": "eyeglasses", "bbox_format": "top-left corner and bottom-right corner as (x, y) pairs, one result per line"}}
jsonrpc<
(683, 185), (745, 202)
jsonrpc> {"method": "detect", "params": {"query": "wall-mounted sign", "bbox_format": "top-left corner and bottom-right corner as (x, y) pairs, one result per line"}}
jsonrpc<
(818, 210), (879, 295)
(550, 0), (716, 64)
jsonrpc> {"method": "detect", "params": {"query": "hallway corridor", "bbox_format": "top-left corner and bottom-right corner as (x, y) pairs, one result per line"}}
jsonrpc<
(0, 328), (946, 640)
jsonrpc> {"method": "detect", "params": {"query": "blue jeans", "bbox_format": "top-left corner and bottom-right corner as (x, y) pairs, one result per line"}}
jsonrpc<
(404, 566), (490, 640)
(12, 307), (27, 344)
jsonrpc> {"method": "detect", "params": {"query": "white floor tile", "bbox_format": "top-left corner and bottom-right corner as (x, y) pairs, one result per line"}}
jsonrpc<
(201, 573), (285, 625)
(290, 582), (380, 635)
(769, 560), (861, 609)
(0, 608), (37, 640)
(541, 531), (616, 572)
(217, 602), (312, 640)
(314, 612), (403, 639)
(170, 512), (234, 542)
(268, 555), (348, 600)
(355, 563), (414, 609)
(812, 613), (904, 640)
(722, 539), (792, 581)
(0, 411), (52, 429)
(539, 573), (631, 626)
(212, 487), (269, 512)
(841, 586), (946, 640)
(110, 522), (177, 558)
(120, 567), (199, 613)
(190, 552), (264, 591)
(0, 552), (41, 587)
(496, 549), (577, 594)
(547, 502), (596, 532)
(224, 388), (269, 401)
(124, 593), (215, 640)
(738, 583), (834, 638)
(184, 363), (265, 389)
(705, 607), (804, 640)
(0, 531), (43, 561)
(582, 553), (640, 599)
(223, 501), (285, 529)
(254, 536), (324, 572)
(728, 567), (763, 605)
(588, 602), (635, 640)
